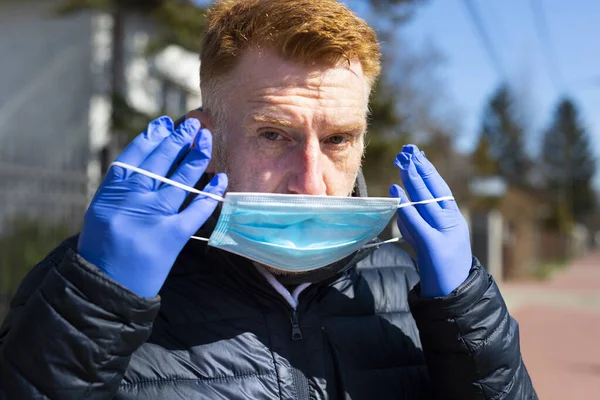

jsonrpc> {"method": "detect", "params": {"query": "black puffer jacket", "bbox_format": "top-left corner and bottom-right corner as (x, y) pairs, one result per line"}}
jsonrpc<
(0, 231), (536, 399)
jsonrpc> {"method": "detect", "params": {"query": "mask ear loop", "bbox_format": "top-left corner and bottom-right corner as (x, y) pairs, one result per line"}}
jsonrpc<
(362, 195), (456, 249)
(110, 161), (230, 242)
(110, 161), (227, 243)
(111, 161), (228, 203)
(362, 237), (404, 248)
(396, 195), (455, 208)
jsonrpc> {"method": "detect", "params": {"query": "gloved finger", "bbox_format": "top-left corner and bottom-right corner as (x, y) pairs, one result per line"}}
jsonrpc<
(103, 117), (174, 185)
(395, 152), (444, 227)
(136, 118), (199, 187)
(114, 117), (174, 170)
(158, 128), (213, 209)
(178, 173), (228, 235)
(389, 184), (420, 247)
(403, 145), (457, 211)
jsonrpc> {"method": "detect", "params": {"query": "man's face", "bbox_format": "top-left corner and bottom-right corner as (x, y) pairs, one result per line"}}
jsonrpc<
(213, 49), (369, 196)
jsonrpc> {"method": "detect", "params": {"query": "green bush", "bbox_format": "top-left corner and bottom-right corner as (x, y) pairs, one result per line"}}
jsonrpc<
(0, 216), (74, 299)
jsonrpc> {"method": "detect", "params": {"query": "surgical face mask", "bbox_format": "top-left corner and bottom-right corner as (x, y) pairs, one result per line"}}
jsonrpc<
(113, 162), (453, 272)
(208, 192), (401, 270)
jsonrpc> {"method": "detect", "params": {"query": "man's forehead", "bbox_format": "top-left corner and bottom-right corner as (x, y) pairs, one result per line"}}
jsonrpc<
(229, 49), (369, 94)
(250, 111), (367, 133)
(221, 49), (370, 130)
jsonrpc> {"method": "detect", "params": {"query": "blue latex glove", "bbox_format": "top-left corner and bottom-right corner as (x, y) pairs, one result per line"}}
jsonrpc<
(390, 144), (472, 298)
(78, 116), (227, 298)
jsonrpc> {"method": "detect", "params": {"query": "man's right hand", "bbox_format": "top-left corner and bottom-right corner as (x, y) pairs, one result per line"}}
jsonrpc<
(78, 116), (227, 298)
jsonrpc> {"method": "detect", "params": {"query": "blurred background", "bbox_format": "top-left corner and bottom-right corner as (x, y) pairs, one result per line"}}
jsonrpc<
(0, 0), (598, 397)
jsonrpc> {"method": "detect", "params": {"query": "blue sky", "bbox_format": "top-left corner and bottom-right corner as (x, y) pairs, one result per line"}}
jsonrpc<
(396, 0), (600, 188)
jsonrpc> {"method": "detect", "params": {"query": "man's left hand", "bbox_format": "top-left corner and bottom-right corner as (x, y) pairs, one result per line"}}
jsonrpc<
(390, 144), (472, 298)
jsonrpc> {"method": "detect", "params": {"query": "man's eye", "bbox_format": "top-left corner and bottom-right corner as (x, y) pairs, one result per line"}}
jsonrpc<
(261, 131), (282, 141)
(326, 135), (346, 145)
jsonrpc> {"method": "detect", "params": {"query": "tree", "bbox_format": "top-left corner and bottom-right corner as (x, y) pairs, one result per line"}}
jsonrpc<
(57, 0), (207, 53)
(472, 135), (500, 177)
(541, 98), (597, 228)
(474, 84), (531, 187)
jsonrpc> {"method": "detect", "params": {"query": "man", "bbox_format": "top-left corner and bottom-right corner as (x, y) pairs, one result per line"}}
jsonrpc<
(0, 0), (537, 398)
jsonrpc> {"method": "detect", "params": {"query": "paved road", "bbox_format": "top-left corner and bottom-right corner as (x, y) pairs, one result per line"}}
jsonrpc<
(500, 251), (600, 399)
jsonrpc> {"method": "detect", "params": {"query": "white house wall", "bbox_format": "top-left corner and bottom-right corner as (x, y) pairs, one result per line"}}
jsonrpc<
(0, 0), (94, 228)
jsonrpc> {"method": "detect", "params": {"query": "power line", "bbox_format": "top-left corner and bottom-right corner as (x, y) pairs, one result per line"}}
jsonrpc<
(461, 0), (507, 80)
(529, 0), (566, 94)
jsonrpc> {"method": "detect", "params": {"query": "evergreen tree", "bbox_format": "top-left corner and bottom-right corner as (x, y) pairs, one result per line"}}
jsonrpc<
(476, 84), (531, 186)
(472, 134), (500, 177)
(541, 98), (597, 225)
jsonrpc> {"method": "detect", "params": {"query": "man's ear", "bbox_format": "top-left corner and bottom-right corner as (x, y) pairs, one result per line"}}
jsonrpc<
(186, 109), (213, 131)
(185, 109), (216, 172)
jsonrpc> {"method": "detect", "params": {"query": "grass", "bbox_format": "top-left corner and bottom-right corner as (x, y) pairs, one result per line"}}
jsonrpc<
(531, 259), (570, 281)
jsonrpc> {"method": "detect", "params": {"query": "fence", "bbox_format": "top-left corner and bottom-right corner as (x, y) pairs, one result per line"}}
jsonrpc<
(0, 163), (89, 321)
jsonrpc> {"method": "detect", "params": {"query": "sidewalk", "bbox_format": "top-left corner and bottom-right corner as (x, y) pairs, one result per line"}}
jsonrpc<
(499, 251), (600, 399)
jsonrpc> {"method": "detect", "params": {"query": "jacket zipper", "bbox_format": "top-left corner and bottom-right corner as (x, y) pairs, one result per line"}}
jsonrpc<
(290, 309), (303, 341)
(254, 265), (311, 398)
(289, 308), (309, 399)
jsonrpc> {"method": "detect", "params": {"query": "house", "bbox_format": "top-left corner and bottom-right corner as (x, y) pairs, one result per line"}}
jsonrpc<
(0, 0), (202, 233)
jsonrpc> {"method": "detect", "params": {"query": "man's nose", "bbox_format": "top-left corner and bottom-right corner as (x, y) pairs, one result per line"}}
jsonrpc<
(287, 142), (327, 195)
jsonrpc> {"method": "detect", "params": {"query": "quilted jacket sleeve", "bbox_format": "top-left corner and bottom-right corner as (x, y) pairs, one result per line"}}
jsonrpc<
(408, 258), (538, 400)
(0, 236), (161, 399)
